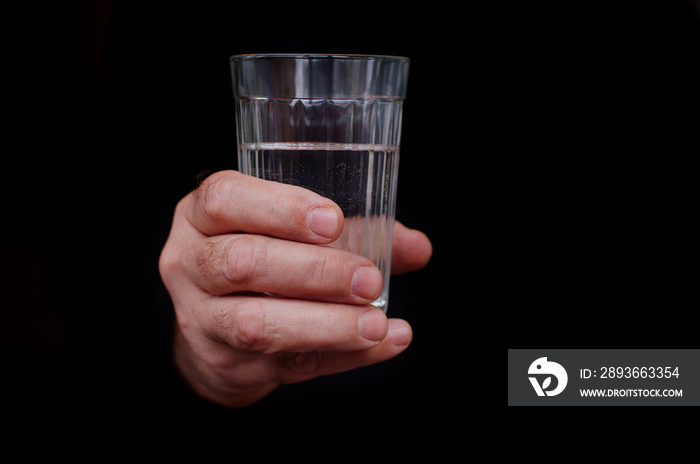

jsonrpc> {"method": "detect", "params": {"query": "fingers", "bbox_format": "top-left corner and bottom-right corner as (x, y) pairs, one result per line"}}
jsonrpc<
(181, 171), (431, 277)
(176, 307), (412, 407)
(191, 234), (383, 303)
(274, 319), (413, 385)
(163, 170), (427, 408)
(209, 296), (390, 354)
(184, 170), (344, 244)
(208, 295), (412, 385)
(391, 221), (433, 275)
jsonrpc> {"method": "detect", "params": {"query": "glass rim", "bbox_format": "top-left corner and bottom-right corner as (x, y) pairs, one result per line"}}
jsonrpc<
(230, 53), (409, 63)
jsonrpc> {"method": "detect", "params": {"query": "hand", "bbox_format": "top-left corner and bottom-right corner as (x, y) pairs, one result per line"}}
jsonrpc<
(159, 170), (432, 408)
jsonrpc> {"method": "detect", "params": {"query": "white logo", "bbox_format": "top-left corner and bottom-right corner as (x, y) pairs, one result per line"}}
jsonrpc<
(528, 357), (568, 396)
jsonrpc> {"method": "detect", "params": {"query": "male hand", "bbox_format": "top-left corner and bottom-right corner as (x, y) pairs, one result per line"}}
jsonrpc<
(159, 170), (432, 408)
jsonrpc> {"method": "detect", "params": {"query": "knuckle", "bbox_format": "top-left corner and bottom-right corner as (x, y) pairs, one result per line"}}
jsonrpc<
(195, 239), (218, 271)
(273, 192), (309, 232)
(195, 235), (266, 293)
(158, 240), (181, 283)
(305, 250), (354, 298)
(158, 200), (191, 282)
(222, 235), (266, 287)
(197, 171), (236, 223)
(218, 299), (277, 353)
(275, 352), (326, 384)
(308, 251), (331, 282)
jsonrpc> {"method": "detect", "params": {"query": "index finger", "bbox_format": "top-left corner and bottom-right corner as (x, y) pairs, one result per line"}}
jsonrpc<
(184, 170), (344, 243)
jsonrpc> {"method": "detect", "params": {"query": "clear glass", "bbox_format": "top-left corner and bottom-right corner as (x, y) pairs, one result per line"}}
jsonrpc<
(230, 54), (409, 312)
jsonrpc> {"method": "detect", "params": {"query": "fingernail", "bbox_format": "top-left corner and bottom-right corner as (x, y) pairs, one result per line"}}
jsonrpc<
(387, 320), (413, 347)
(358, 309), (388, 342)
(351, 266), (383, 301)
(308, 206), (339, 239)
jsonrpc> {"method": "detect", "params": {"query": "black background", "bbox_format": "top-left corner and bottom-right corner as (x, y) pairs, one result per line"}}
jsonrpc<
(2, 0), (700, 451)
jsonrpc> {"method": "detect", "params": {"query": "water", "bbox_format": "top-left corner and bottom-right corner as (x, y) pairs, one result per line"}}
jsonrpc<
(239, 142), (400, 311)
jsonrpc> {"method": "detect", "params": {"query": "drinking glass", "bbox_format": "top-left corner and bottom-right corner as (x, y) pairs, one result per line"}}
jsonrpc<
(230, 54), (409, 312)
